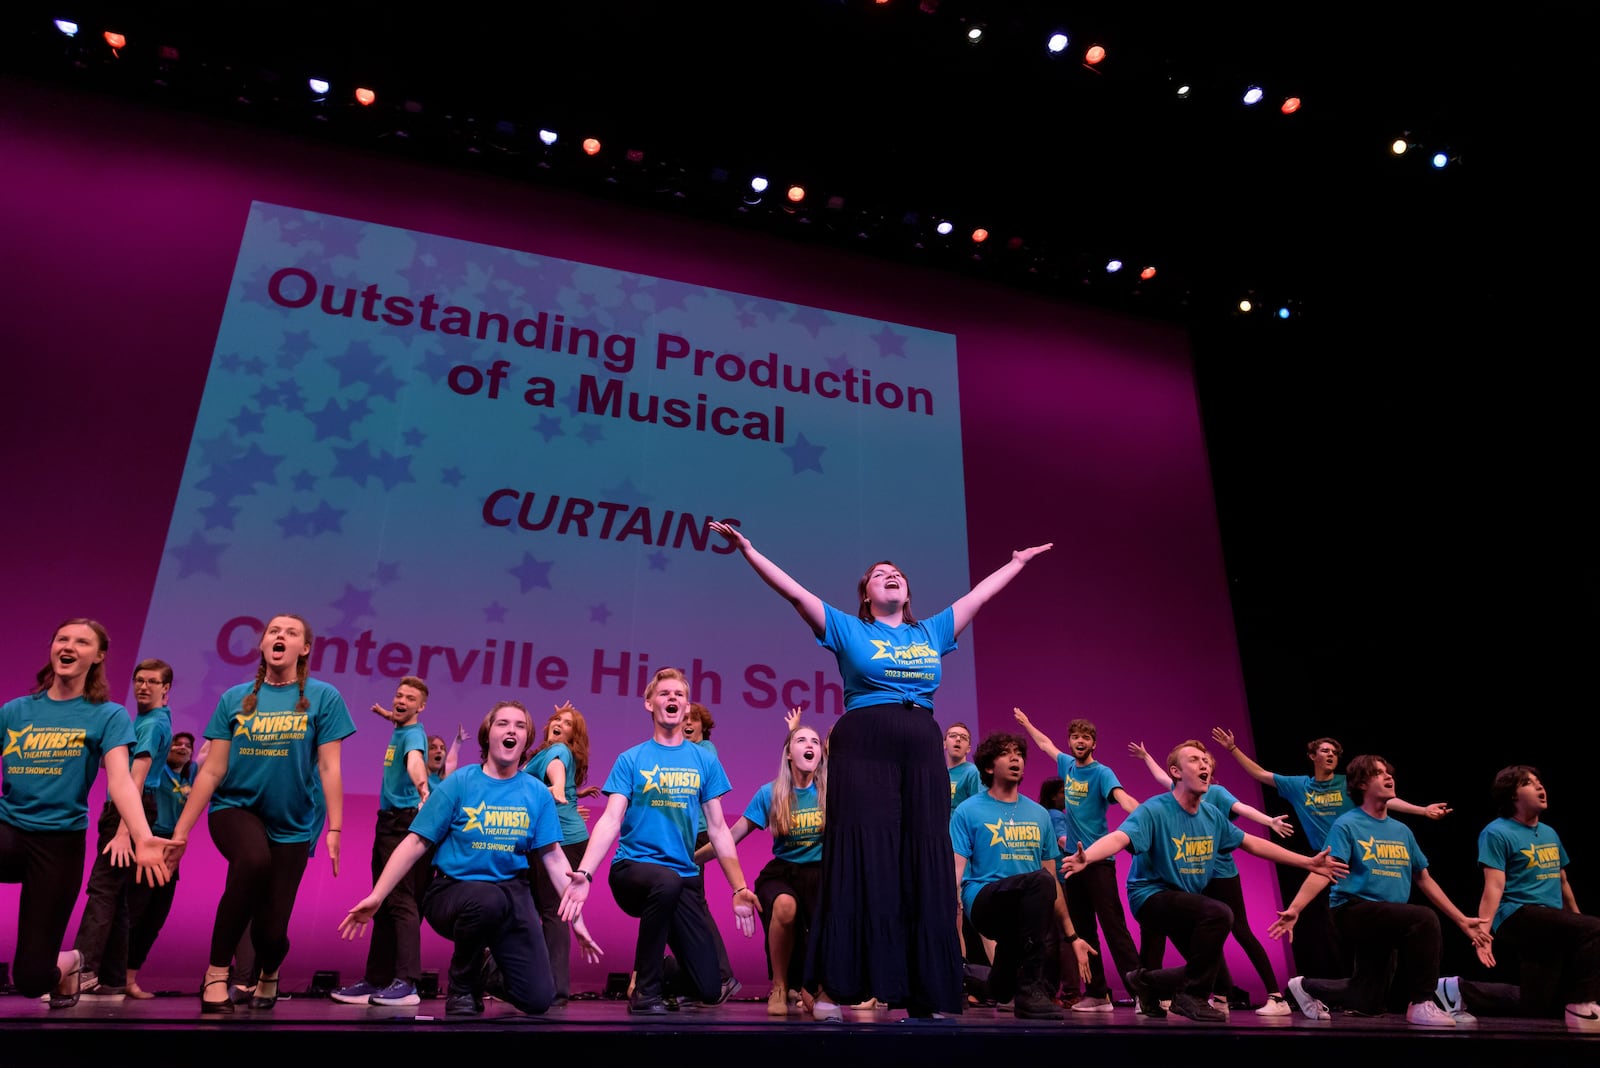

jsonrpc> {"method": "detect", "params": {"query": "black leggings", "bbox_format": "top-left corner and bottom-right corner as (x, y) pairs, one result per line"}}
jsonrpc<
(0, 821), (85, 997)
(206, 807), (310, 977)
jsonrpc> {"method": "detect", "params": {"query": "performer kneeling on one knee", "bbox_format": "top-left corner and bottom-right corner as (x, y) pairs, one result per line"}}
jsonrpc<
(953, 731), (1095, 1021)
(571, 667), (759, 1015)
(339, 700), (598, 1017)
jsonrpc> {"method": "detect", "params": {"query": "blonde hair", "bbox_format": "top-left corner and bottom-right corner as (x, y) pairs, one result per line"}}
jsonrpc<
(769, 727), (827, 838)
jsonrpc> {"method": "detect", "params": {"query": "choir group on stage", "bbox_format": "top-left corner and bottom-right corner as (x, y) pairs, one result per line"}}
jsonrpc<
(3, 528), (1596, 1029)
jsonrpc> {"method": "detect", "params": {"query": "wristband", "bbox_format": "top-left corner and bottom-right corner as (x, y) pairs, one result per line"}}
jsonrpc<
(1064, 932), (1079, 943)
(327, 828), (341, 833)
(732, 887), (748, 897)
(575, 869), (591, 880)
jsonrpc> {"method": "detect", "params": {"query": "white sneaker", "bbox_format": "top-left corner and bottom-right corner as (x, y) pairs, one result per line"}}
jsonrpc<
(1434, 977), (1477, 1024)
(1405, 1000), (1457, 1028)
(1566, 1002), (1600, 1032)
(1256, 993), (1292, 1017)
(813, 999), (842, 1022)
(1072, 996), (1114, 1013)
(1287, 977), (1329, 1021)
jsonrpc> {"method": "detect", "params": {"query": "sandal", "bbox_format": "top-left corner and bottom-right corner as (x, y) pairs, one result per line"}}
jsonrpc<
(201, 972), (234, 1015)
(49, 950), (83, 1010)
(251, 973), (280, 1011)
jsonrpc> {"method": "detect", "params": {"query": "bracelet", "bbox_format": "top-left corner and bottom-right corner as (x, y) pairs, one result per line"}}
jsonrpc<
(575, 869), (591, 880)
(732, 887), (748, 897)
(1064, 932), (1079, 942)
(327, 828), (341, 833)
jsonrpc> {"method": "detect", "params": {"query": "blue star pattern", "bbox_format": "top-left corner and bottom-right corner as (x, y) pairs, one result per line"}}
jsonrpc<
(781, 433), (827, 474)
(509, 553), (553, 594)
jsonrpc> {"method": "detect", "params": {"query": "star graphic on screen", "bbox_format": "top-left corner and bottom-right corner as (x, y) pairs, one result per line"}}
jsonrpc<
(328, 340), (388, 389)
(168, 530), (227, 578)
(826, 352), (854, 374)
(365, 364), (406, 402)
(734, 307), (762, 329)
(788, 306), (832, 338)
(509, 553), (553, 593)
(329, 584), (377, 626)
(252, 384), (281, 410)
(372, 560), (402, 585)
(217, 352), (243, 372)
(277, 507), (317, 538)
(292, 470), (318, 492)
(277, 329), (316, 367)
(305, 500), (345, 535)
(871, 326), (908, 358)
(194, 443), (285, 503)
(484, 602), (507, 624)
(305, 219), (365, 261)
(329, 441), (385, 487)
(573, 289), (599, 311)
(198, 498), (240, 530)
(615, 274), (652, 300)
(560, 385), (585, 417)
(576, 423), (605, 445)
(193, 432), (238, 468)
(440, 466), (465, 487)
(646, 550), (670, 571)
(532, 415), (564, 443)
(264, 379), (306, 412)
(650, 286), (696, 315)
(238, 261), (296, 312)
(402, 427), (426, 448)
(372, 450), (415, 491)
(306, 398), (370, 442)
(602, 477), (650, 504)
(781, 432), (826, 474)
(589, 604), (612, 624)
(232, 406), (266, 437)
(416, 348), (455, 384)
(239, 355), (268, 376)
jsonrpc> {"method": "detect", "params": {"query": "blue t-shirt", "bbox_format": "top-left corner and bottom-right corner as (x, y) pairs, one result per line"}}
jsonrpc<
(1203, 782), (1242, 880)
(819, 603), (957, 711)
(1048, 807), (1072, 879)
(524, 742), (590, 846)
(1120, 791), (1245, 916)
(1477, 817), (1568, 932)
(0, 693), (136, 832)
(951, 793), (1063, 916)
(204, 677), (356, 843)
(132, 705), (174, 770)
(409, 764), (561, 881)
(1325, 807), (1427, 908)
(603, 738), (731, 877)
(1272, 773), (1353, 851)
(949, 762), (983, 814)
(743, 781), (823, 864)
(427, 770), (444, 791)
(1057, 757), (1125, 847)
(693, 738), (719, 758)
(152, 761), (196, 837)
(381, 723), (427, 810)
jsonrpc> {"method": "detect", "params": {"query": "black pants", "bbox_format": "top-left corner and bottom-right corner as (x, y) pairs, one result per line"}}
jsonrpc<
(1287, 883), (1347, 978)
(528, 838), (587, 998)
(126, 867), (180, 970)
(425, 873), (553, 1013)
(1460, 905), (1600, 1016)
(206, 807), (311, 977)
(364, 807), (433, 987)
(969, 869), (1057, 1003)
(609, 859), (720, 1002)
(0, 821), (85, 997)
(1144, 873), (1280, 996)
(1133, 890), (1234, 998)
(693, 829), (735, 982)
(1065, 857), (1142, 998)
(1302, 900), (1440, 1012)
(72, 796), (157, 984)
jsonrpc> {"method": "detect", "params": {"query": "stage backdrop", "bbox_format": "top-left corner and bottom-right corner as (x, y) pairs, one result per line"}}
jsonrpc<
(1, 76), (1267, 997)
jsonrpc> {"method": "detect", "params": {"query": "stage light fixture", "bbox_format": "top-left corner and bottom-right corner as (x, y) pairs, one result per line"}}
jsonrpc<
(1391, 138), (1409, 156)
(1085, 45), (1106, 65)
(308, 78), (330, 95)
(1105, 259), (1123, 273)
(750, 176), (770, 193)
(538, 129), (558, 145)
(786, 184), (806, 203)
(1140, 266), (1157, 280)
(1047, 33), (1069, 54)
(53, 19), (78, 36)
(1176, 84), (1192, 99)
(1238, 299), (1253, 313)
(1431, 152), (1448, 169)
(966, 26), (984, 44)
(626, 149), (645, 163)
(935, 221), (954, 235)
(1277, 307), (1291, 319)
(1242, 86), (1264, 105)
(582, 138), (601, 155)
(354, 87), (376, 106)
(1281, 96), (1302, 115)
(971, 228), (988, 243)
(103, 30), (126, 50)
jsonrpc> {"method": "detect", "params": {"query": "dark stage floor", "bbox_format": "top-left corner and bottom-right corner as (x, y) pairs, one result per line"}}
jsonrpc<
(4, 989), (1597, 1067)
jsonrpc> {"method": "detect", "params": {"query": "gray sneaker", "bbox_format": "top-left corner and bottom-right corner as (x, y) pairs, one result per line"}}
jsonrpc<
(1287, 977), (1329, 1021)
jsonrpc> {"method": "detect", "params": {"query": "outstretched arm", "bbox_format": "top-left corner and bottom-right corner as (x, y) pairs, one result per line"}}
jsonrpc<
(102, 746), (169, 886)
(1128, 741), (1173, 789)
(444, 725), (466, 777)
(1012, 708), (1063, 762)
(1238, 838), (1348, 881)
(950, 544), (1052, 635)
(406, 750), (430, 807)
(708, 521), (826, 637)
(1060, 830), (1132, 876)
(339, 833), (431, 937)
(1229, 798), (1293, 838)
(544, 756), (570, 806)
(1267, 872), (1332, 941)
(1210, 727), (1276, 787)
(1416, 868), (1490, 947)
(1389, 798), (1452, 821)
(572, 792), (629, 878)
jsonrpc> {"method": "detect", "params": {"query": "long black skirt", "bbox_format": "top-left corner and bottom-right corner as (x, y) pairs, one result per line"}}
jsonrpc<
(807, 703), (963, 1013)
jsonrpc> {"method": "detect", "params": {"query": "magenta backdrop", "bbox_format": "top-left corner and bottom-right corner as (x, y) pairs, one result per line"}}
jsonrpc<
(0, 77), (1278, 995)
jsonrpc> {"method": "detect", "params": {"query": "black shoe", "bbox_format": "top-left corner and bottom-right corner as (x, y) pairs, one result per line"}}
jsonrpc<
(446, 992), (485, 1016)
(1014, 993), (1066, 1021)
(1169, 992), (1228, 1023)
(1124, 970), (1167, 1019)
(629, 993), (670, 1015)
(1226, 985), (1257, 1010)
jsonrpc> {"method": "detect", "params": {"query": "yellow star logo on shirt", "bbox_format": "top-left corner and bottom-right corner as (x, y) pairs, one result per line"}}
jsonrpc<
(1358, 836), (1377, 862)
(461, 802), (486, 833)
(1172, 836), (1187, 860)
(987, 819), (1009, 846)
(3, 724), (33, 758)
(1521, 847), (1541, 869)
(232, 711), (257, 741)
(640, 764), (661, 793)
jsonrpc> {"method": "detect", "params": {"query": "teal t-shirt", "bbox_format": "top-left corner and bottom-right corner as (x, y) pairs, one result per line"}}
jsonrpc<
(1326, 807), (1427, 908)
(380, 722), (427, 810)
(1202, 782), (1242, 880)
(1272, 773), (1353, 851)
(1057, 757), (1125, 846)
(1121, 791), (1245, 916)
(204, 677), (356, 843)
(604, 738), (731, 877)
(524, 741), (590, 846)
(132, 705), (174, 768)
(743, 781), (823, 863)
(409, 763), (561, 881)
(152, 761), (195, 837)
(949, 762), (982, 814)
(1477, 816), (1567, 931)
(0, 693), (136, 832)
(951, 792), (1062, 916)
(819, 603), (957, 711)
